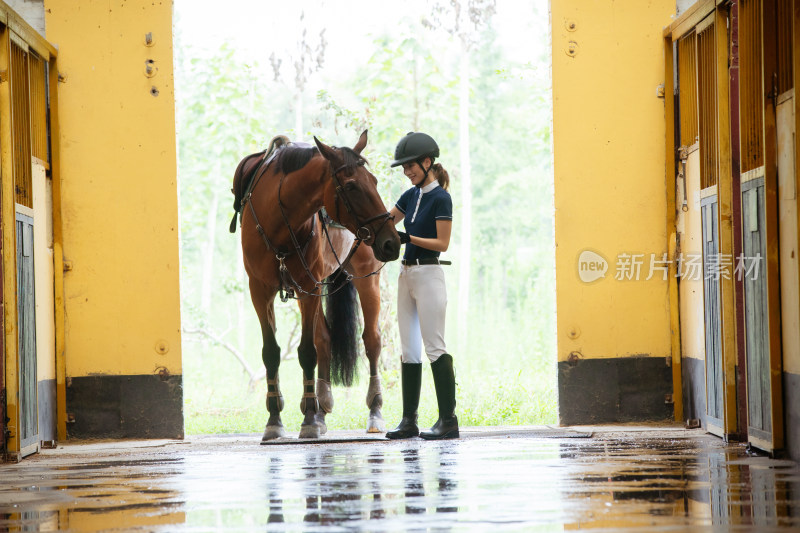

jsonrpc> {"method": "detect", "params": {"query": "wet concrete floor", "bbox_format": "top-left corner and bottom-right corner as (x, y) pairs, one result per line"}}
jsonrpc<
(1, 425), (800, 531)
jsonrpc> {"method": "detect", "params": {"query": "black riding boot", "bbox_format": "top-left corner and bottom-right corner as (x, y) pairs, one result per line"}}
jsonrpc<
(386, 363), (422, 439)
(420, 354), (459, 440)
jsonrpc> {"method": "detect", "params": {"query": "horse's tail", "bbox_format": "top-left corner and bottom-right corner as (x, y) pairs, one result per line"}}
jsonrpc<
(325, 268), (359, 387)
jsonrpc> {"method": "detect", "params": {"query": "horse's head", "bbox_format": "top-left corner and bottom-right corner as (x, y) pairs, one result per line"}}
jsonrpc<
(314, 131), (400, 262)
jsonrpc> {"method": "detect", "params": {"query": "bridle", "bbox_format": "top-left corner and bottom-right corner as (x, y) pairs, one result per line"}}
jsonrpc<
(329, 160), (395, 245)
(245, 153), (394, 302)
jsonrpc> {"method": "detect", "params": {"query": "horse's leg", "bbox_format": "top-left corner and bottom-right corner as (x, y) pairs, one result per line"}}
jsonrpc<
(298, 296), (323, 439)
(314, 295), (333, 435)
(250, 280), (285, 441)
(353, 273), (385, 433)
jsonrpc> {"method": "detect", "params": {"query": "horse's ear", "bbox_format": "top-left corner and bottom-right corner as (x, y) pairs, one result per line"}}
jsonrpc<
(314, 136), (339, 163)
(353, 130), (368, 155)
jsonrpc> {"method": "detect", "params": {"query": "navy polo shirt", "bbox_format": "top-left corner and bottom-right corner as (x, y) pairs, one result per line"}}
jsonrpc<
(395, 181), (453, 261)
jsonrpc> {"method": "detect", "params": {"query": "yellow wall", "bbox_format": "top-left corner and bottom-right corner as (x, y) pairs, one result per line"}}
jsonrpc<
(44, 0), (181, 377)
(677, 150), (705, 361)
(777, 93), (800, 375)
(552, 0), (674, 362)
(33, 159), (55, 381)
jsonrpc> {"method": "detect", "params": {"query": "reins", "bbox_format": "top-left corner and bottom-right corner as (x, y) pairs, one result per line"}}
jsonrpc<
(243, 151), (393, 302)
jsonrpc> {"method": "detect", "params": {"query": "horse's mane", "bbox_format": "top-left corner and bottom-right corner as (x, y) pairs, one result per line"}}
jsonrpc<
(273, 145), (367, 176)
(274, 145), (319, 175)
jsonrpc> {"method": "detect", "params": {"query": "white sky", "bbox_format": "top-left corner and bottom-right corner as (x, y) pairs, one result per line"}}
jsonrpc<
(174, 0), (551, 76)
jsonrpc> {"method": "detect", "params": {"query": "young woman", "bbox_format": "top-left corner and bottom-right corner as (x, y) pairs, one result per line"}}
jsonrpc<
(385, 132), (458, 440)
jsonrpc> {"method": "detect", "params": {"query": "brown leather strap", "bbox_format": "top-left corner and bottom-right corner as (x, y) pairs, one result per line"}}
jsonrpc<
(267, 377), (281, 398)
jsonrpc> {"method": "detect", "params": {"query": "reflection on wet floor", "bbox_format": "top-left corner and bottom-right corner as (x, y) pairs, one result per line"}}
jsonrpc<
(1, 429), (799, 531)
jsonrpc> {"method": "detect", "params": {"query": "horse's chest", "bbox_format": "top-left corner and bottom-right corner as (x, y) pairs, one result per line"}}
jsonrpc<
(322, 227), (356, 274)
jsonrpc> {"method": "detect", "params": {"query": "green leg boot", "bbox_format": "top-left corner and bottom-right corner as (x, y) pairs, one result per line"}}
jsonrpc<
(386, 363), (422, 439)
(420, 354), (459, 440)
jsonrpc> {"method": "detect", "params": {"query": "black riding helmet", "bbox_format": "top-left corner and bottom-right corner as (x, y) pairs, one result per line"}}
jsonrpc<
(390, 132), (439, 168)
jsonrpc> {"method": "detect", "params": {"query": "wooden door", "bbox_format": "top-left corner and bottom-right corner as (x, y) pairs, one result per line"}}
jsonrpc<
(676, 31), (709, 424)
(15, 211), (38, 454)
(701, 196), (724, 431)
(741, 174), (772, 444)
(8, 36), (41, 458)
(697, 17), (726, 436)
(0, 17), (59, 459)
(738, 0), (784, 453)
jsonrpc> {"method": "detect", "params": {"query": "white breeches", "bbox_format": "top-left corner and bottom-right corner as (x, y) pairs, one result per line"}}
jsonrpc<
(397, 265), (448, 364)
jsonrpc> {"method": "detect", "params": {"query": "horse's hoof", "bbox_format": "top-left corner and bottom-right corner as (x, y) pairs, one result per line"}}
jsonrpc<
(261, 425), (286, 441)
(299, 423), (321, 439)
(314, 413), (328, 435)
(367, 416), (386, 433)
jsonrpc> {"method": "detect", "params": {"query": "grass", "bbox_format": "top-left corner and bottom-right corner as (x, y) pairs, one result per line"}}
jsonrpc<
(183, 328), (558, 435)
(183, 260), (558, 435)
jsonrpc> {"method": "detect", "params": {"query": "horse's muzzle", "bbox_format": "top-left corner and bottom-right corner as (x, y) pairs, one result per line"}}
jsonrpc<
(373, 233), (400, 262)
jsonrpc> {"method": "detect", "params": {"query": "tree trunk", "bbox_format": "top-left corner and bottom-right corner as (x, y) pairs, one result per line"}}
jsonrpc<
(457, 47), (472, 349)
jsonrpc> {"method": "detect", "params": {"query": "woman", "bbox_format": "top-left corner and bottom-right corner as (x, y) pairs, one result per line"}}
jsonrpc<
(385, 131), (458, 440)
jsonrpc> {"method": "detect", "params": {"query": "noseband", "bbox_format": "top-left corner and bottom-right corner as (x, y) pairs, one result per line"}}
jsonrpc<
(331, 161), (394, 244)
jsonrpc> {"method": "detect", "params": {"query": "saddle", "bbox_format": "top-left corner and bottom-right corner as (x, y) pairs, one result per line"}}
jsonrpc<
(230, 137), (346, 236)
(229, 135), (291, 233)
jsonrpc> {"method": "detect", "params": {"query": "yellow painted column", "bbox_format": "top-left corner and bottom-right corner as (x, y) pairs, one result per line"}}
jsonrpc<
(551, 0), (676, 424)
(45, 0), (182, 438)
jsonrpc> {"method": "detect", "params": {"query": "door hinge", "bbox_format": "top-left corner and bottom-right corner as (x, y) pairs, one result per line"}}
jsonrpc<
(767, 72), (779, 105)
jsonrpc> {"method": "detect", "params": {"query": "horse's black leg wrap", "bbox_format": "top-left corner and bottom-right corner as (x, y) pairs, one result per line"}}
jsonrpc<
(386, 363), (422, 439)
(420, 354), (459, 440)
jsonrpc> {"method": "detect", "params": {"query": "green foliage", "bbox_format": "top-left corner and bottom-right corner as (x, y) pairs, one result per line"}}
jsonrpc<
(184, 343), (557, 434)
(176, 3), (556, 434)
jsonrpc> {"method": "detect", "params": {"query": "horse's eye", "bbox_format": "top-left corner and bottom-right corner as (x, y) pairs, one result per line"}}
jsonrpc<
(344, 181), (358, 192)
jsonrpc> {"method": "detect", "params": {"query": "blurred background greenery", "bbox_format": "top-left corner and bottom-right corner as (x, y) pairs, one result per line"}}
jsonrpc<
(174, 0), (556, 434)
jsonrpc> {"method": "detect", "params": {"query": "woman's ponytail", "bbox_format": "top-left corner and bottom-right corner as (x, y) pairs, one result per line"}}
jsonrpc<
(431, 163), (450, 191)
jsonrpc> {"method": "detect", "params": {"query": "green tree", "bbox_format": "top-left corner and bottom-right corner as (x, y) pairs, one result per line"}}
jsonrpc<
(175, 40), (288, 355)
(423, 0), (497, 349)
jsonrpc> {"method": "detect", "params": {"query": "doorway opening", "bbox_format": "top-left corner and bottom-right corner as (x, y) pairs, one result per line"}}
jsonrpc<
(173, 0), (556, 435)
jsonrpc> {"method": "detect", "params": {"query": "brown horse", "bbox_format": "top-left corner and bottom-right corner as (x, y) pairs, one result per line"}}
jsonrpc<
(233, 131), (400, 440)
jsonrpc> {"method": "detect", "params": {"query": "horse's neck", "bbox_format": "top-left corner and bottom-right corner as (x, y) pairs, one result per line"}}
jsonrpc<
(276, 157), (328, 230)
